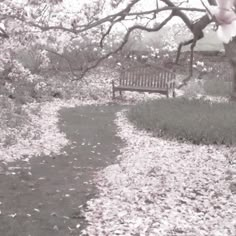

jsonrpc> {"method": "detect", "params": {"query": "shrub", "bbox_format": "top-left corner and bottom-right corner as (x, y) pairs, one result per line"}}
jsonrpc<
(203, 79), (232, 97)
(0, 96), (30, 147)
(181, 79), (205, 97)
(128, 98), (236, 146)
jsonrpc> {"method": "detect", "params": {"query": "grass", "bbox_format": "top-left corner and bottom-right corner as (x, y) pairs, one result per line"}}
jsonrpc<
(128, 98), (236, 146)
(203, 79), (232, 97)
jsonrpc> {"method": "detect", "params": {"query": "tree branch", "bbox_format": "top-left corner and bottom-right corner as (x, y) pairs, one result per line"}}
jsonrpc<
(73, 12), (174, 80)
(0, 27), (9, 39)
(161, 0), (192, 30)
(44, 48), (79, 79)
(0, 3), (205, 36)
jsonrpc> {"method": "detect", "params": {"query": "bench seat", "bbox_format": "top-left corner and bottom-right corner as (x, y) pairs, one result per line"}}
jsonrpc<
(112, 65), (176, 99)
(113, 85), (169, 93)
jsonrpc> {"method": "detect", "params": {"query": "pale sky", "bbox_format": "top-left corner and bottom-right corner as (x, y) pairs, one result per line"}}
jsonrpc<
(62, 0), (204, 11)
(60, 0), (206, 30)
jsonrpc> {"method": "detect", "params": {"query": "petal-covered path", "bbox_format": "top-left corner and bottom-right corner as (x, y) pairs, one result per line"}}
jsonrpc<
(0, 104), (123, 236)
(84, 110), (236, 236)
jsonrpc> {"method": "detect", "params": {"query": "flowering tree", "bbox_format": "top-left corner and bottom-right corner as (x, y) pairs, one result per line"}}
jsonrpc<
(1, 0), (236, 98)
(203, 0), (236, 99)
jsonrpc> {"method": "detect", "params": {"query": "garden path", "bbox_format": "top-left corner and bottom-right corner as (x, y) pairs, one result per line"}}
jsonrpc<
(0, 104), (124, 236)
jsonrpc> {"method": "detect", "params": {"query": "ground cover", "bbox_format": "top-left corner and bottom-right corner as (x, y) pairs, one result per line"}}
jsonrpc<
(0, 104), (123, 236)
(128, 98), (236, 146)
(0, 56), (235, 236)
(203, 79), (232, 97)
(0, 66), (162, 163)
(84, 109), (236, 236)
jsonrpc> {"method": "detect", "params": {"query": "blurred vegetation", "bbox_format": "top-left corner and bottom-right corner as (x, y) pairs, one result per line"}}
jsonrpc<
(128, 98), (236, 146)
(203, 79), (232, 97)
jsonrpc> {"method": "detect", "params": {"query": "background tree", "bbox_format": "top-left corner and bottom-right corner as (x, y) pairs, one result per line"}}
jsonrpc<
(1, 0), (236, 97)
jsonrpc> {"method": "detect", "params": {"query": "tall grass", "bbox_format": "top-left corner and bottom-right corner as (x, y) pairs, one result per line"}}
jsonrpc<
(128, 98), (236, 145)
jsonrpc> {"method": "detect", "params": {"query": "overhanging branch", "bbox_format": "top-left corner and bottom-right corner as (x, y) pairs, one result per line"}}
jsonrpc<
(0, 27), (9, 39)
(0, 3), (205, 36)
(73, 12), (174, 80)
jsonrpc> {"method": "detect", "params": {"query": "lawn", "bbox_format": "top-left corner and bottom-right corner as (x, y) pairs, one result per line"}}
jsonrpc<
(128, 98), (236, 145)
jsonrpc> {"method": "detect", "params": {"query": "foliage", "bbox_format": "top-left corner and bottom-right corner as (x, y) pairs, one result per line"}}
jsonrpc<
(35, 66), (118, 101)
(0, 0), (233, 91)
(128, 98), (236, 146)
(181, 79), (205, 97)
(0, 1), (209, 76)
(0, 66), (118, 161)
(204, 79), (232, 97)
(0, 96), (31, 147)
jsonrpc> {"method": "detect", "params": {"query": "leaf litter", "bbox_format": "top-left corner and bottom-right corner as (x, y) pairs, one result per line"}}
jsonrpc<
(84, 109), (236, 236)
(0, 65), (235, 235)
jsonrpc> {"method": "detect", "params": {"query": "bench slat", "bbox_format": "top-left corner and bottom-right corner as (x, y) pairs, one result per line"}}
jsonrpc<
(141, 69), (144, 87)
(168, 73), (172, 89)
(126, 72), (129, 86)
(160, 73), (163, 88)
(114, 66), (176, 99)
(127, 72), (131, 86)
(163, 73), (167, 88)
(136, 72), (139, 86)
(131, 72), (134, 86)
(126, 72), (130, 86)
(155, 74), (158, 88)
(152, 75), (155, 87)
(162, 73), (165, 88)
(165, 73), (168, 88)
(144, 73), (147, 87)
(148, 75), (151, 87)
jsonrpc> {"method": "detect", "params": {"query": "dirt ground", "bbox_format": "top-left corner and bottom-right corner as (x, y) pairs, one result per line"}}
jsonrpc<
(0, 104), (124, 236)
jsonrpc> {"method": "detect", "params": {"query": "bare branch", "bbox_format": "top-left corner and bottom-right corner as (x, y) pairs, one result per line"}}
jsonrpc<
(44, 48), (78, 79)
(175, 14), (211, 88)
(0, 3), (205, 36)
(161, 0), (192, 30)
(0, 27), (9, 39)
(74, 12), (174, 80)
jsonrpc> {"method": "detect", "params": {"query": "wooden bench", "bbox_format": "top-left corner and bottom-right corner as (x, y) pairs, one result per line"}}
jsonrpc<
(112, 65), (176, 99)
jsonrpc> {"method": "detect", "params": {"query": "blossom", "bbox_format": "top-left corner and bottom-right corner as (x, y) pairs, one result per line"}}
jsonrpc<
(206, 0), (236, 43)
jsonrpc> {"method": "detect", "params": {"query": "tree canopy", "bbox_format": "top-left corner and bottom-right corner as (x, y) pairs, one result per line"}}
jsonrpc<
(1, 0), (236, 90)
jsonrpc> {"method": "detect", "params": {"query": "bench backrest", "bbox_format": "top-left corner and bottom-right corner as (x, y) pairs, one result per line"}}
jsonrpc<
(120, 66), (175, 89)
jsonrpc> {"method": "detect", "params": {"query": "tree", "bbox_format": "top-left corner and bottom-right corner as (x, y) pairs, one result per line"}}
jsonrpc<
(202, 0), (236, 99)
(1, 0), (236, 97)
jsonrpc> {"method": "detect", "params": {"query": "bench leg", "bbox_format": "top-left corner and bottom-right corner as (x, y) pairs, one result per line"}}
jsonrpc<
(173, 90), (176, 98)
(119, 90), (122, 98)
(112, 81), (115, 99)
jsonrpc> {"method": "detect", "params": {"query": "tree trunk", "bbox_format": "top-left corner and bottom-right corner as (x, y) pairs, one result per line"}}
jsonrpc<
(224, 38), (236, 100)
